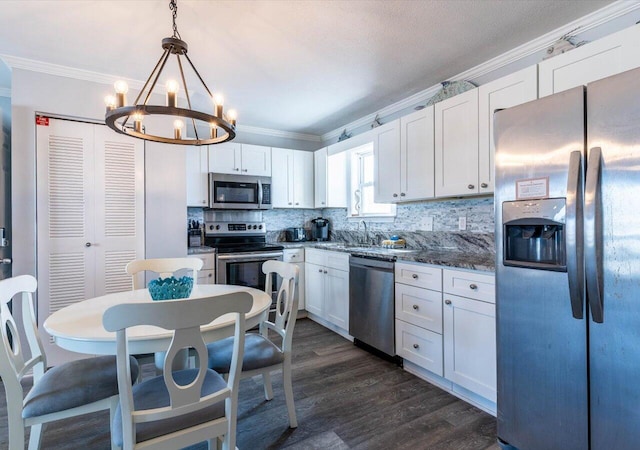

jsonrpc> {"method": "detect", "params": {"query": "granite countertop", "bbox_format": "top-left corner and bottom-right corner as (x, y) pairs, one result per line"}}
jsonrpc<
(279, 241), (495, 272)
(188, 241), (495, 272)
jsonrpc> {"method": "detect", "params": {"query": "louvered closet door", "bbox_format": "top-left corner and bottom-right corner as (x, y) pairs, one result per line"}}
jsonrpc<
(36, 119), (144, 365)
(92, 125), (144, 296)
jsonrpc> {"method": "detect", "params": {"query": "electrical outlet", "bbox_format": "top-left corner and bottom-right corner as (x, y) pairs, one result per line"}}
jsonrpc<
(423, 216), (434, 231)
(458, 216), (467, 231)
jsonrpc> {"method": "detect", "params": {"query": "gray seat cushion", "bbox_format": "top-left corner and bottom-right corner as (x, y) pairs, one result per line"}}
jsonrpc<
(207, 333), (284, 374)
(22, 355), (140, 419)
(112, 368), (227, 447)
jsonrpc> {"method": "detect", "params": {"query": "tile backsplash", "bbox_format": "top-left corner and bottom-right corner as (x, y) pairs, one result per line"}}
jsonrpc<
(188, 195), (495, 254)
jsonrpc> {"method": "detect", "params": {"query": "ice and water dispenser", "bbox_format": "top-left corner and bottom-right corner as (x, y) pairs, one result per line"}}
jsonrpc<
(502, 198), (566, 271)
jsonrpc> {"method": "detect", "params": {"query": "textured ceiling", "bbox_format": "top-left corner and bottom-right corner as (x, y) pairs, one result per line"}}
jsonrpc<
(0, 0), (614, 136)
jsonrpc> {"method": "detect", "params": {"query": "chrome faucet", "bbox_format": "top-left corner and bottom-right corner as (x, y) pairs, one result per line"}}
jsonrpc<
(359, 220), (369, 245)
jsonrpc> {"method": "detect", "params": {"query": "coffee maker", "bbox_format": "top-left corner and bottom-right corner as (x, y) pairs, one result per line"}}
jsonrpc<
(310, 217), (329, 241)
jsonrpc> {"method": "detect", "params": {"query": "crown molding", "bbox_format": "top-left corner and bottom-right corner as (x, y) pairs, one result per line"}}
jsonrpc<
(236, 124), (322, 142)
(321, 1), (640, 142)
(0, 87), (10, 98)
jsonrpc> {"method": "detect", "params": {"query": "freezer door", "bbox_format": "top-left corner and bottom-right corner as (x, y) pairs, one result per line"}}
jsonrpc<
(587, 66), (640, 449)
(494, 87), (588, 450)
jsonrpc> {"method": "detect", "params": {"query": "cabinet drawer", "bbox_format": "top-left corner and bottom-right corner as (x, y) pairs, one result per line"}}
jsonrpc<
(283, 248), (305, 263)
(305, 248), (324, 265)
(396, 320), (443, 376)
(189, 253), (216, 271)
(395, 283), (442, 334)
(442, 268), (495, 303)
(325, 250), (349, 271)
(395, 262), (441, 290)
(197, 269), (215, 285)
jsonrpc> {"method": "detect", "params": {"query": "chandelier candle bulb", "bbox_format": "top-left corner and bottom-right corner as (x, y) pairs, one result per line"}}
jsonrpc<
(228, 109), (237, 127)
(214, 94), (224, 118)
(133, 113), (144, 133)
(210, 125), (218, 139)
(174, 119), (184, 139)
(104, 95), (116, 111)
(114, 80), (128, 108)
(166, 79), (179, 107)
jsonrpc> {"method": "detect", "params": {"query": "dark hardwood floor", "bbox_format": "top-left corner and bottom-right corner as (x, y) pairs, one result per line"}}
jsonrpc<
(0, 319), (498, 449)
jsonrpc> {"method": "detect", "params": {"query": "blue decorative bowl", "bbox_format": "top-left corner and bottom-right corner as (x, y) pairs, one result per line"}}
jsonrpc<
(148, 276), (193, 301)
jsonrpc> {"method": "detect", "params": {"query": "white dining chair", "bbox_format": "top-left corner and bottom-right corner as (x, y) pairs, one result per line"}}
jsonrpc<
(125, 257), (203, 289)
(125, 257), (204, 373)
(103, 292), (252, 450)
(207, 260), (300, 428)
(0, 275), (139, 450)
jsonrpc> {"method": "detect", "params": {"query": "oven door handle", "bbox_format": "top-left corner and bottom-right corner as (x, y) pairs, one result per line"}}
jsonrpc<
(216, 252), (283, 262)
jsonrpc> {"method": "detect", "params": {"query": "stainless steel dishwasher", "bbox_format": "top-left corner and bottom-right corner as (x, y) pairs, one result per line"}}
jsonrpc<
(349, 255), (396, 357)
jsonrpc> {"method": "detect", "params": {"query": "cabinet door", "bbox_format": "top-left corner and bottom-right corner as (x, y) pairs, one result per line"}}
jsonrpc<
(325, 268), (349, 330)
(314, 148), (328, 208)
(539, 25), (640, 97)
(401, 106), (435, 201)
(240, 144), (271, 176)
(435, 88), (479, 197)
(443, 294), (496, 402)
(327, 151), (348, 208)
(186, 146), (209, 207)
(271, 147), (293, 208)
(478, 66), (537, 194)
(373, 119), (401, 203)
(292, 150), (314, 208)
(208, 142), (241, 174)
(305, 262), (324, 316)
(293, 261), (305, 311)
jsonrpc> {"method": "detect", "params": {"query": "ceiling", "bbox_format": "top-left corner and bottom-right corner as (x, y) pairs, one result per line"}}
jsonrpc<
(0, 0), (615, 137)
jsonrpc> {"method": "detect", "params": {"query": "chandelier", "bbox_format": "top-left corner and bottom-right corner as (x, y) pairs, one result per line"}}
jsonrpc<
(104, 0), (236, 146)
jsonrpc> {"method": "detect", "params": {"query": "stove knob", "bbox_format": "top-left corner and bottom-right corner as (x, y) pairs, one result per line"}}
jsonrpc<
(209, 225), (214, 230)
(215, 225), (220, 230)
(252, 225), (256, 229)
(258, 224), (263, 229)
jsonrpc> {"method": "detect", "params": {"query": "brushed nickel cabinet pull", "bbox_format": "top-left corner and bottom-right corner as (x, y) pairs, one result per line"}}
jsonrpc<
(469, 284), (478, 290)
(445, 299), (452, 305)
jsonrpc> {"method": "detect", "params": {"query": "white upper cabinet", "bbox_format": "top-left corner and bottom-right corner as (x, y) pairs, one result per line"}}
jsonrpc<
(314, 147), (328, 208)
(186, 146), (209, 207)
(478, 66), (538, 194)
(316, 146), (348, 208)
(539, 24), (640, 97)
(435, 88), (479, 197)
(208, 143), (271, 176)
(374, 111), (435, 203)
(401, 107), (435, 201)
(271, 147), (314, 208)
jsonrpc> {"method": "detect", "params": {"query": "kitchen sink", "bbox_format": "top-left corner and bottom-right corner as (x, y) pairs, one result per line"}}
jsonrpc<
(386, 249), (418, 253)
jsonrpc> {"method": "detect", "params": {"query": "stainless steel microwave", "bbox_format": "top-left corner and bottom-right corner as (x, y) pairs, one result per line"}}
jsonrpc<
(208, 173), (272, 210)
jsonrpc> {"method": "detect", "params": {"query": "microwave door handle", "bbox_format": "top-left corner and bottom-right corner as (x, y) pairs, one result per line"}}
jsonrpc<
(258, 179), (263, 209)
(584, 147), (604, 323)
(566, 150), (584, 320)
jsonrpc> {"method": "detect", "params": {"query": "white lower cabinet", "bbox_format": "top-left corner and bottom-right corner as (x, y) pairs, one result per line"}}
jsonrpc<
(304, 248), (350, 332)
(443, 268), (496, 403)
(188, 252), (216, 285)
(395, 262), (496, 412)
(283, 248), (305, 311)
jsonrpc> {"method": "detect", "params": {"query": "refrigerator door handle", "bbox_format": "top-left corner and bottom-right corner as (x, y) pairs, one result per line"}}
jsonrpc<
(566, 150), (584, 319)
(585, 146), (604, 323)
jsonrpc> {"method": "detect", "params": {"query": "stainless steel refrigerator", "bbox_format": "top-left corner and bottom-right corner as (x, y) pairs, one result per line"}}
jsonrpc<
(494, 66), (640, 450)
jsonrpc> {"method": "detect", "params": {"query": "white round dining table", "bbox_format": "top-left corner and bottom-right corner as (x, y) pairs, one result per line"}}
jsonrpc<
(43, 284), (271, 356)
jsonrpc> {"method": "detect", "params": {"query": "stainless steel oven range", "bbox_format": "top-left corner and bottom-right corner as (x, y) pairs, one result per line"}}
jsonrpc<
(204, 221), (283, 308)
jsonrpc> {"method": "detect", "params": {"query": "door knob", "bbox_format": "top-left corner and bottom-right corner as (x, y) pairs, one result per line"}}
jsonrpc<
(412, 304), (419, 310)
(467, 184), (475, 190)
(393, 193), (398, 198)
(85, 242), (92, 247)
(481, 183), (488, 188)
(469, 284), (478, 290)
(412, 274), (418, 279)
(413, 343), (419, 349)
(400, 193), (406, 197)
(242, 169), (248, 172)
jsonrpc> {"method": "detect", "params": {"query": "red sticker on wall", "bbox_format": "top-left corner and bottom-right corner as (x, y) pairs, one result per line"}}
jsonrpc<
(36, 116), (49, 126)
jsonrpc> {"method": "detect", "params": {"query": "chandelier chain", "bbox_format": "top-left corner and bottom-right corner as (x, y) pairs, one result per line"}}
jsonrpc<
(170, 0), (181, 40)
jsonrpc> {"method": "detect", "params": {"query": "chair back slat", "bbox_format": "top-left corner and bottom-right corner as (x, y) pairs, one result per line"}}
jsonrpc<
(0, 276), (46, 386)
(103, 292), (252, 437)
(262, 261), (299, 349)
(125, 257), (204, 290)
